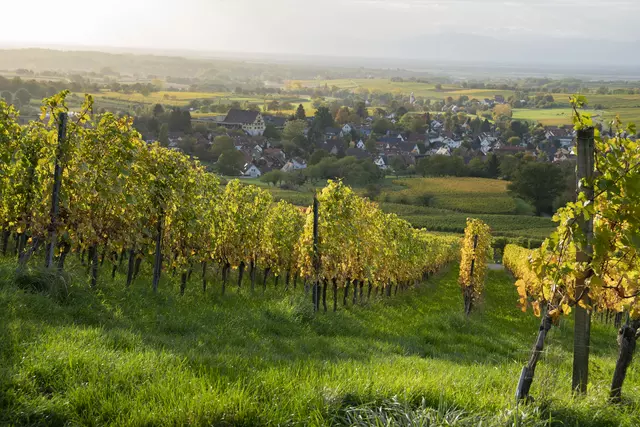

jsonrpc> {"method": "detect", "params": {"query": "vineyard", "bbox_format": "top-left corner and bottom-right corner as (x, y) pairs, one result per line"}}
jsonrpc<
(0, 92), (458, 304)
(382, 177), (518, 214)
(1, 92), (640, 425)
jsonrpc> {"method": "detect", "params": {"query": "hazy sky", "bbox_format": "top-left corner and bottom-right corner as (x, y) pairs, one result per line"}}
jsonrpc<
(2, 0), (639, 58)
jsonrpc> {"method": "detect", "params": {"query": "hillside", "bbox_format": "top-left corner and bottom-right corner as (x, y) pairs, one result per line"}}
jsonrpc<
(0, 259), (638, 426)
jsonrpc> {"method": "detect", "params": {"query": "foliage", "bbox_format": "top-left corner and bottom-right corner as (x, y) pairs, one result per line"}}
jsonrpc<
(458, 218), (492, 314)
(518, 98), (640, 325)
(508, 162), (565, 215)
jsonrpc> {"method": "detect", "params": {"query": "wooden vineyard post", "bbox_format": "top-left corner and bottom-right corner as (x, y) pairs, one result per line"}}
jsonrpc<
(152, 210), (164, 293)
(312, 194), (320, 312)
(573, 127), (594, 395)
(44, 112), (67, 268)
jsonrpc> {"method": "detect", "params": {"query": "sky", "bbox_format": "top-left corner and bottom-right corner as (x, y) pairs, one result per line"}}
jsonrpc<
(2, 0), (639, 63)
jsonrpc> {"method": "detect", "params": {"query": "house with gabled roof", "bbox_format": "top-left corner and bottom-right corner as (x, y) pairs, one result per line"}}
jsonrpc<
(243, 163), (262, 178)
(222, 109), (266, 136)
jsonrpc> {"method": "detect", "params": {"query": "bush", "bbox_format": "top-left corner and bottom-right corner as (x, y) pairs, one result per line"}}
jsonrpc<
(514, 198), (536, 216)
(14, 267), (72, 302)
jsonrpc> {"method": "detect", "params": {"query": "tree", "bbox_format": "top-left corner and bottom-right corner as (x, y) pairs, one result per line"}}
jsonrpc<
(355, 101), (368, 119)
(309, 149), (329, 165)
(211, 135), (235, 159)
(263, 124), (281, 139)
(216, 150), (245, 176)
(267, 100), (280, 111)
(14, 88), (31, 106)
(510, 120), (528, 138)
(508, 162), (564, 215)
(1, 91), (12, 105)
(372, 118), (393, 134)
(282, 120), (306, 142)
(313, 106), (334, 130)
(335, 107), (350, 125)
(365, 137), (377, 155)
(158, 123), (169, 145)
(498, 155), (521, 180)
(389, 156), (407, 177)
(260, 170), (285, 186)
(493, 104), (513, 121)
(468, 158), (487, 177)
(486, 153), (500, 178)
(507, 136), (522, 146)
(400, 114), (425, 134)
(153, 103), (165, 117)
(295, 104), (306, 120)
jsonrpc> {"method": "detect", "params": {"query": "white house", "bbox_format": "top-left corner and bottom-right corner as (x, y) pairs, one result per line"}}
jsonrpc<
(341, 124), (354, 135)
(222, 109), (266, 136)
(374, 156), (388, 170)
(243, 163), (262, 178)
(356, 139), (366, 150)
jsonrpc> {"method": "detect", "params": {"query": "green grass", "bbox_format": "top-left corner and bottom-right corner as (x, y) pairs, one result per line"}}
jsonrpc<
(512, 108), (577, 126)
(1, 257), (638, 426)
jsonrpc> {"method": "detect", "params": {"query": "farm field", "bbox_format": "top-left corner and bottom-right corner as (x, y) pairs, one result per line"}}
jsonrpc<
(292, 78), (513, 100)
(382, 177), (516, 214)
(512, 108), (577, 126)
(89, 90), (316, 115)
(1, 259), (637, 426)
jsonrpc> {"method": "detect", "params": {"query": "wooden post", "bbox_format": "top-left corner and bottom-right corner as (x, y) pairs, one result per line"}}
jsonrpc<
(573, 127), (594, 394)
(152, 212), (164, 293)
(45, 112), (67, 268)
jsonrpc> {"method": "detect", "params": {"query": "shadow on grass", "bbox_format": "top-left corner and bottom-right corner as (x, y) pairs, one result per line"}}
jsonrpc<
(0, 257), (636, 426)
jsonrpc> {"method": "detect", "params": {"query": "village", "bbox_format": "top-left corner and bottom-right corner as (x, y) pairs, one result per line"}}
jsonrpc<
(164, 94), (579, 179)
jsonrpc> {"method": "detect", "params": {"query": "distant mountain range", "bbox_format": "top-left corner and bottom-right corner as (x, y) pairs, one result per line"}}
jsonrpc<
(1, 32), (639, 80)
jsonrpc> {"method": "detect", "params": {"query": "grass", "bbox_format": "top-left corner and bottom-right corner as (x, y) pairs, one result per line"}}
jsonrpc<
(512, 108), (577, 126)
(0, 257), (638, 426)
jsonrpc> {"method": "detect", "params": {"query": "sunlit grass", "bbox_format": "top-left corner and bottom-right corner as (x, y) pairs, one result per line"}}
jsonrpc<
(0, 256), (638, 426)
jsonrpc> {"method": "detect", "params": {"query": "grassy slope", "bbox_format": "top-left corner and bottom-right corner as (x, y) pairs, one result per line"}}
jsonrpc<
(0, 259), (638, 426)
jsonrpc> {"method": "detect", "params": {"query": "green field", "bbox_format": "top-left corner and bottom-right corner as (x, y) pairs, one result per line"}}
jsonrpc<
(91, 91), (315, 114)
(1, 258), (637, 426)
(512, 108), (576, 126)
(292, 78), (513, 101)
